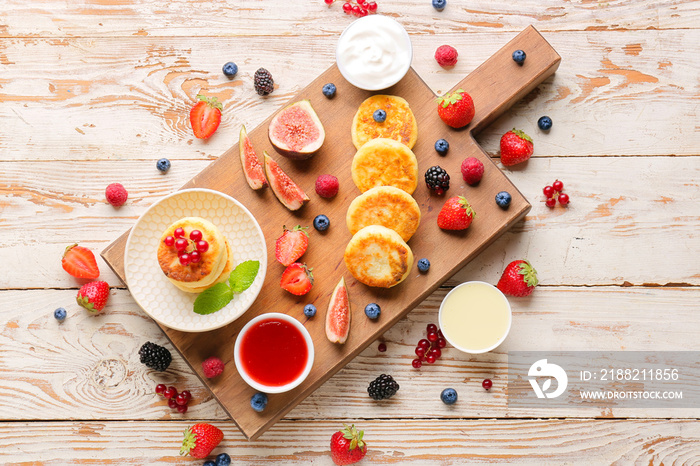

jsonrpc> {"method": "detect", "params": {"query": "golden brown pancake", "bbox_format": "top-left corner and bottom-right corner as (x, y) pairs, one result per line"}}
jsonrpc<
(173, 238), (234, 293)
(344, 225), (414, 288)
(351, 95), (418, 150)
(346, 186), (421, 242)
(157, 217), (226, 292)
(351, 138), (418, 194)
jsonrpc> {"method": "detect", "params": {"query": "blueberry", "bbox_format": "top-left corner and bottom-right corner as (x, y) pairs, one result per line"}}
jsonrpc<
(538, 116), (553, 131)
(364, 303), (381, 320)
(512, 49), (526, 65)
(54, 307), (67, 322)
(215, 453), (232, 466)
(373, 109), (387, 123)
(222, 61), (238, 78)
(417, 258), (430, 273)
(250, 392), (268, 412)
(441, 388), (458, 405)
(203, 462), (216, 466)
(156, 158), (171, 172)
(322, 83), (336, 98)
(313, 214), (330, 231)
(432, 0), (447, 11)
(304, 304), (317, 318)
(434, 138), (449, 156)
(495, 191), (512, 209)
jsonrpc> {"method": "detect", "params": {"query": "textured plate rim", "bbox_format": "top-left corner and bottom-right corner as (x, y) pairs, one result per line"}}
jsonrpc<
(124, 188), (268, 333)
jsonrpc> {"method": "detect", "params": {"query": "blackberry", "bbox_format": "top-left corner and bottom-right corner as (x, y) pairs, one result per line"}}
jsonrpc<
(253, 68), (274, 96)
(138, 342), (172, 372)
(425, 166), (450, 195)
(367, 374), (399, 400)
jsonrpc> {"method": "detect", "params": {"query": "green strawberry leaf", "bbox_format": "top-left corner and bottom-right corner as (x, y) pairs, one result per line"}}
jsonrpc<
(518, 261), (539, 287)
(193, 282), (233, 315)
(229, 260), (260, 294)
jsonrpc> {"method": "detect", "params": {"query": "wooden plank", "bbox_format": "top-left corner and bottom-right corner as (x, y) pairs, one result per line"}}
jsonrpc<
(0, 0), (698, 37)
(1, 156), (698, 289)
(0, 419), (699, 464)
(0, 30), (698, 161)
(2, 287), (699, 421)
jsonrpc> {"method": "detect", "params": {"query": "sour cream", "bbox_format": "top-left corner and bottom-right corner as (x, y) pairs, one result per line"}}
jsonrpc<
(336, 16), (413, 91)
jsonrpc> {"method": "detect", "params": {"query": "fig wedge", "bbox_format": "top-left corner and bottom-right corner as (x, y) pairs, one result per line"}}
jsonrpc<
(325, 277), (350, 344)
(263, 152), (310, 211)
(239, 125), (267, 190)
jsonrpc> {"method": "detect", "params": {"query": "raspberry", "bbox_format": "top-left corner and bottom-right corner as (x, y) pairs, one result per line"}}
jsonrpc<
(315, 174), (339, 198)
(435, 45), (458, 68)
(105, 183), (128, 207)
(202, 356), (225, 378)
(460, 157), (484, 185)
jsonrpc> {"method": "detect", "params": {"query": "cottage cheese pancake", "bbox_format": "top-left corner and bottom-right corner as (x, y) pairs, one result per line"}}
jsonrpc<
(351, 95), (417, 150)
(346, 186), (421, 242)
(344, 225), (414, 288)
(351, 138), (418, 195)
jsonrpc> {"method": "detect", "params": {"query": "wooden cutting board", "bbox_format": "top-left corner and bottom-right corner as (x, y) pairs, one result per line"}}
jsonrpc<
(102, 25), (560, 440)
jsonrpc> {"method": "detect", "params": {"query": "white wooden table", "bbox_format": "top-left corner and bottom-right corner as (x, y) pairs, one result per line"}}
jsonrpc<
(1, 1), (699, 463)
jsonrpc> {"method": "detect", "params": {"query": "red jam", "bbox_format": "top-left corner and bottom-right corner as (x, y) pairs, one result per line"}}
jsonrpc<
(239, 318), (309, 387)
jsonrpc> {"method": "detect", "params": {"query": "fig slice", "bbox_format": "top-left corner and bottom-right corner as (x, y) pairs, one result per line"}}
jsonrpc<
(263, 151), (310, 211)
(268, 99), (325, 160)
(325, 276), (351, 344)
(239, 125), (267, 190)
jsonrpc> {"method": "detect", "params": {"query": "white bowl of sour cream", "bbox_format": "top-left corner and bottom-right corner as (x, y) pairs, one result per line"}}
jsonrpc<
(336, 15), (413, 91)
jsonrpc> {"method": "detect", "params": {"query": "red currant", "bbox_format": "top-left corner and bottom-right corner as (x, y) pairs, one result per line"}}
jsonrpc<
(173, 228), (185, 239)
(543, 186), (554, 198)
(359, 7), (368, 16)
(163, 236), (175, 247)
(558, 193), (570, 205)
(189, 251), (201, 264)
(180, 390), (192, 403)
(324, 0), (333, 4)
(342, 2), (352, 13)
(378, 342), (387, 352)
(352, 5), (360, 15)
(482, 379), (493, 390)
(418, 339), (431, 350)
(437, 329), (443, 338)
(412, 358), (422, 368)
(437, 338), (447, 348)
(168, 398), (178, 409)
(415, 347), (426, 358)
(367, 1), (377, 11)
(163, 387), (177, 399)
(552, 180), (564, 192)
(175, 393), (188, 406)
(196, 240), (209, 253)
(155, 384), (166, 395)
(426, 354), (437, 364)
(427, 323), (438, 334)
(177, 404), (188, 414)
(178, 253), (190, 266)
(427, 332), (438, 342)
(357, 0), (365, 4)
(430, 348), (442, 359)
(545, 198), (556, 208)
(175, 238), (188, 251)
(189, 230), (202, 242)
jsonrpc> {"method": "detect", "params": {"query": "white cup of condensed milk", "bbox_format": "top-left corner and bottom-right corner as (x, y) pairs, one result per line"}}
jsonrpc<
(438, 281), (513, 354)
(336, 16), (413, 91)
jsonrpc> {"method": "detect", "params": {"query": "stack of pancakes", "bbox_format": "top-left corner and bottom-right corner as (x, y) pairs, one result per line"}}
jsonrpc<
(344, 95), (421, 288)
(157, 217), (234, 293)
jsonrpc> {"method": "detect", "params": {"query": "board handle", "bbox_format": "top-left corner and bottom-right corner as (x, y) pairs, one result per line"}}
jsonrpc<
(452, 25), (561, 135)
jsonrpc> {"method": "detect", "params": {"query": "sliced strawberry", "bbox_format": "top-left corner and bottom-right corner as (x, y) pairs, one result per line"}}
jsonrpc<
(275, 225), (309, 266)
(190, 94), (222, 139)
(280, 263), (313, 296)
(62, 244), (100, 279)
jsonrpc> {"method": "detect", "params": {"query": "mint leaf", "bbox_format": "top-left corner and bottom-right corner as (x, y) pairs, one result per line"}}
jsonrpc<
(229, 260), (260, 294)
(193, 282), (233, 315)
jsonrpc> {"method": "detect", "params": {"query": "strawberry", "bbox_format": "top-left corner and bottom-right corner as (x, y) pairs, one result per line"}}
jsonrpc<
(330, 424), (367, 466)
(62, 244), (100, 279)
(436, 88), (475, 129)
(437, 195), (475, 230)
(275, 225), (309, 267)
(500, 129), (534, 166)
(280, 263), (313, 296)
(179, 423), (223, 459)
(497, 260), (538, 297)
(76, 281), (110, 313)
(190, 94), (222, 139)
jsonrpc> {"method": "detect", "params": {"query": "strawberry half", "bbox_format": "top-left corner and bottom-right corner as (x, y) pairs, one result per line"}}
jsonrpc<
(179, 423), (223, 459)
(62, 244), (100, 279)
(437, 195), (476, 230)
(500, 129), (533, 166)
(190, 94), (222, 139)
(497, 260), (538, 297)
(76, 281), (110, 314)
(275, 225), (309, 267)
(330, 424), (367, 466)
(280, 263), (313, 296)
(436, 89), (475, 129)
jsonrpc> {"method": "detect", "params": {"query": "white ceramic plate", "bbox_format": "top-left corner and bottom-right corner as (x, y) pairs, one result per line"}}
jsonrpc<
(124, 189), (267, 332)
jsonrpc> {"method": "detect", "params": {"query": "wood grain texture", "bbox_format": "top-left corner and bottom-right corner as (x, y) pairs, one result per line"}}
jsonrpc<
(1, 419), (699, 464)
(0, 30), (698, 161)
(3, 287), (699, 421)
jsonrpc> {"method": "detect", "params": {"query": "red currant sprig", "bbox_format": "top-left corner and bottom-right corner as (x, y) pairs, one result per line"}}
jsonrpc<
(325, 0), (378, 17)
(156, 384), (192, 414)
(412, 323), (447, 369)
(163, 229), (209, 265)
(543, 179), (570, 208)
